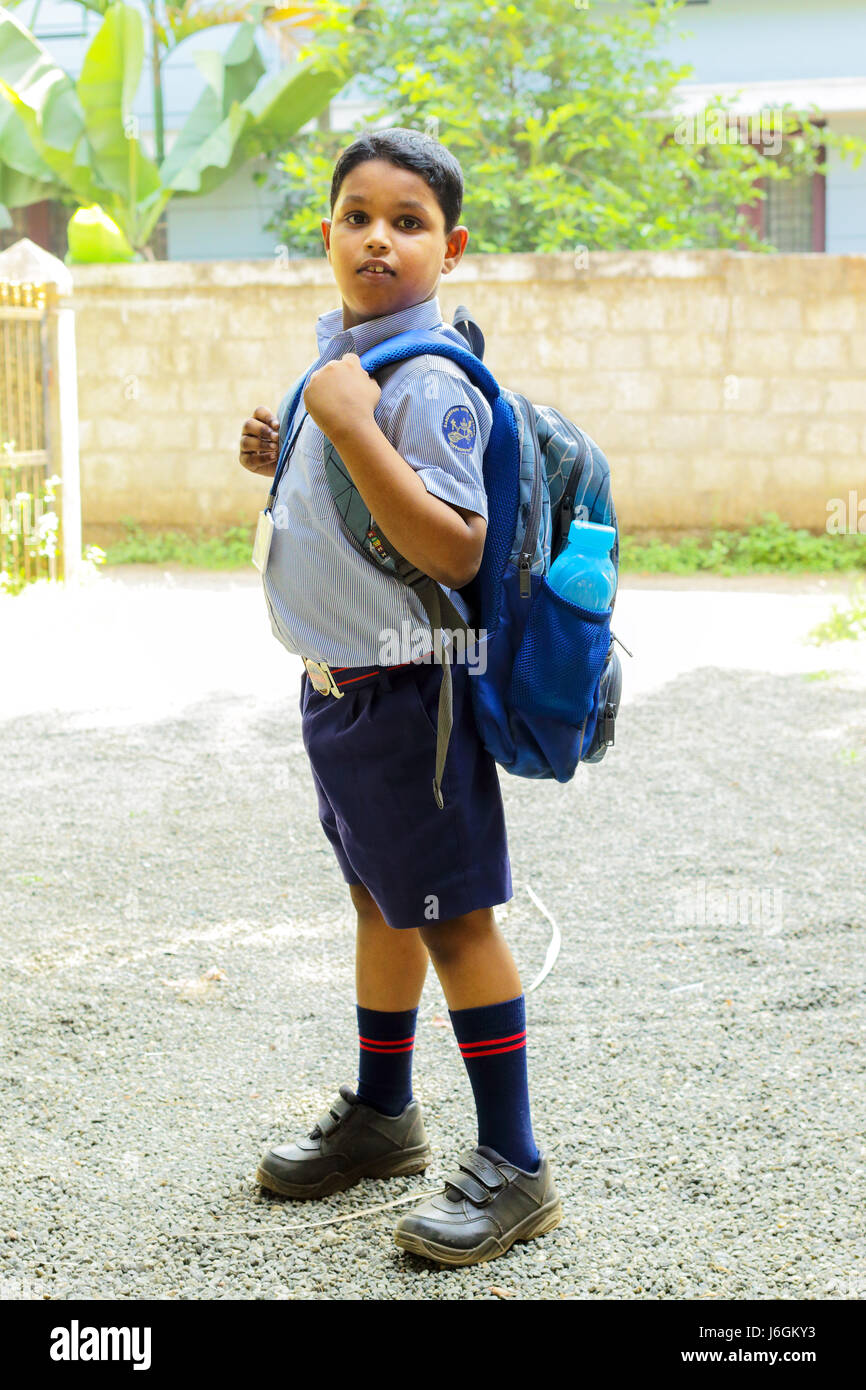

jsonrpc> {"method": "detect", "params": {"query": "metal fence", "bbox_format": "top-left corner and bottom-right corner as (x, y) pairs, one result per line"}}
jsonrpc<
(0, 278), (61, 589)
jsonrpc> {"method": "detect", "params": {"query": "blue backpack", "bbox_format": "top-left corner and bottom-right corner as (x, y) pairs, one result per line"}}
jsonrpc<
(275, 306), (624, 810)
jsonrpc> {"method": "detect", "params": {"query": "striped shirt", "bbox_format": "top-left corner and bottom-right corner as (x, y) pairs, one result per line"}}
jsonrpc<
(262, 294), (491, 666)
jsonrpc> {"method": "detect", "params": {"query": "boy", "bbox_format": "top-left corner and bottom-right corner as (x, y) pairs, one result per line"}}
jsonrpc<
(239, 127), (561, 1267)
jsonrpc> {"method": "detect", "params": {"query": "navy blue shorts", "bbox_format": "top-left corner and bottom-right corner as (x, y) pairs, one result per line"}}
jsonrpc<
(299, 657), (513, 930)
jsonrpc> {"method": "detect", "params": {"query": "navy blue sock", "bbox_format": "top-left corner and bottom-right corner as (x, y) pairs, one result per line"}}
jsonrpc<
(355, 1005), (417, 1116)
(449, 994), (540, 1172)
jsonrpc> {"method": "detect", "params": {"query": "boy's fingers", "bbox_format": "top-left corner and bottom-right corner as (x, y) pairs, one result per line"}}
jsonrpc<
(242, 418), (279, 442)
(240, 430), (277, 451)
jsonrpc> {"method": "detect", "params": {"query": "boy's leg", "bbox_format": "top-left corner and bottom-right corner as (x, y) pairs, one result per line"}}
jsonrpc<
(351, 883), (429, 1116)
(418, 906), (540, 1172)
(352, 883), (428, 1010)
(392, 906), (558, 1266)
(256, 884), (431, 1197)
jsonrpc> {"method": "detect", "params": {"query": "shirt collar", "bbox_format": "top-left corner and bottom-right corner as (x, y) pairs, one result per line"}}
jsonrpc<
(315, 295), (445, 361)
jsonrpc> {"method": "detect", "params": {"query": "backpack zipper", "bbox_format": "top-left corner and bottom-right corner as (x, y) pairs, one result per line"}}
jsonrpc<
(515, 394), (543, 598)
(550, 424), (589, 566)
(547, 407), (620, 623)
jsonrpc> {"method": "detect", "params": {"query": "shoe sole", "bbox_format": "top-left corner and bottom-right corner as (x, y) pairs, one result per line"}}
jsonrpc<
(256, 1144), (432, 1200)
(393, 1196), (563, 1267)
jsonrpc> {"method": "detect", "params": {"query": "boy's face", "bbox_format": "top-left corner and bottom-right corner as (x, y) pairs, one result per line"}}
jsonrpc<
(321, 158), (469, 329)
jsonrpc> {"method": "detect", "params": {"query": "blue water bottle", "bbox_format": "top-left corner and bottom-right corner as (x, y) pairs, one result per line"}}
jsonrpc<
(547, 520), (617, 612)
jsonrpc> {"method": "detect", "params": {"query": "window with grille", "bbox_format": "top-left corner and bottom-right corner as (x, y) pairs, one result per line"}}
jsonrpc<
(764, 172), (816, 251)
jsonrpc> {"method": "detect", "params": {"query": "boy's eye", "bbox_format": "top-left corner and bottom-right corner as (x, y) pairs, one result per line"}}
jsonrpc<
(345, 213), (420, 228)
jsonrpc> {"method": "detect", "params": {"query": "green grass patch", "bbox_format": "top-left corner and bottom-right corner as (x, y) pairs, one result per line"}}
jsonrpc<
(620, 513), (866, 575)
(103, 520), (255, 569)
(102, 513), (866, 578)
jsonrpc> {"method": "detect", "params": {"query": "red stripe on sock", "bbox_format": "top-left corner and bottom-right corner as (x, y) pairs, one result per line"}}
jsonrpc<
(358, 1034), (415, 1046)
(359, 1041), (415, 1054)
(458, 1039), (527, 1058)
(458, 1028), (526, 1052)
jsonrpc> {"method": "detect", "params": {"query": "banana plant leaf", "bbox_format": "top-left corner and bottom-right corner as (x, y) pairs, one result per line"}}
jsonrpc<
(0, 10), (103, 206)
(76, 1), (162, 205)
(0, 86), (102, 209)
(160, 34), (345, 195)
(1, 1), (352, 250)
(0, 9), (88, 152)
(0, 5), (166, 244)
(157, 18), (262, 192)
(0, 91), (67, 200)
(0, 150), (64, 208)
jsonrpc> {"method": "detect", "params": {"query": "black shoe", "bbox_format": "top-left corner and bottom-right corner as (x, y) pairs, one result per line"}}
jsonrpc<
(256, 1084), (432, 1199)
(393, 1144), (561, 1267)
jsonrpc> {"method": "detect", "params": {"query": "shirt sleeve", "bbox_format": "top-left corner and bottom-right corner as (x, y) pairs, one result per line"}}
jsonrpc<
(381, 364), (491, 522)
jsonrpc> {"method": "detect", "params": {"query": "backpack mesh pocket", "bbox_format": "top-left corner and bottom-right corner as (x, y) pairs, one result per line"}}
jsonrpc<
(508, 576), (612, 727)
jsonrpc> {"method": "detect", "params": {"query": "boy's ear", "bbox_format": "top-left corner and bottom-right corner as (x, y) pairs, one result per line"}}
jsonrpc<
(321, 219), (332, 254)
(443, 226), (469, 272)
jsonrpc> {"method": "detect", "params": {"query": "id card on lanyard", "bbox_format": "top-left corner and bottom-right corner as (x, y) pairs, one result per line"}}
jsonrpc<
(251, 371), (314, 575)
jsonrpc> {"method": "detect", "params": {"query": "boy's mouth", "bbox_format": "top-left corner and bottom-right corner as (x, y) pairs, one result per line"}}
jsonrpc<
(357, 260), (395, 278)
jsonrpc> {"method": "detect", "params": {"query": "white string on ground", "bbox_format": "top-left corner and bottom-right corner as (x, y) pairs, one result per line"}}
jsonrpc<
(523, 882), (561, 993)
(223, 1186), (447, 1234)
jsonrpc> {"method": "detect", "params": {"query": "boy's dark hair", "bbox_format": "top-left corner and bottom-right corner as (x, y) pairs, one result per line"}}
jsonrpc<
(329, 126), (463, 236)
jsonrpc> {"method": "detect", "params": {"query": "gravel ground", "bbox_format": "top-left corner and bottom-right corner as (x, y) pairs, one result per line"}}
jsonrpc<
(1, 571), (864, 1301)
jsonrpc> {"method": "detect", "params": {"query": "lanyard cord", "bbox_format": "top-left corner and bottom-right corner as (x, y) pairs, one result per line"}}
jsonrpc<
(267, 407), (308, 511)
(267, 366), (319, 509)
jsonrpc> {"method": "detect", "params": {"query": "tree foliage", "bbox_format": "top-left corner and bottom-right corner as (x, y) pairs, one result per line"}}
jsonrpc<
(266, 0), (861, 255)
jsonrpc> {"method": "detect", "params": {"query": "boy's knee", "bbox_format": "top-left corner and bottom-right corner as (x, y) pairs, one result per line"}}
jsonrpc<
(350, 882), (386, 926)
(419, 907), (496, 958)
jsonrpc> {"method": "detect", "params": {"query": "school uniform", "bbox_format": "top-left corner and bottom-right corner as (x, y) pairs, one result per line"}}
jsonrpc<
(263, 295), (513, 931)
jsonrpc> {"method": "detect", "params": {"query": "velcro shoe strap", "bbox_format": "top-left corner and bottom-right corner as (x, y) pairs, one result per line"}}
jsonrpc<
(458, 1150), (507, 1191)
(315, 1095), (352, 1138)
(444, 1171), (494, 1206)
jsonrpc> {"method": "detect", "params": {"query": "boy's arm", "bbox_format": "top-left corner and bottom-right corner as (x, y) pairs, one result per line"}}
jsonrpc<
(326, 416), (485, 589)
(305, 353), (490, 590)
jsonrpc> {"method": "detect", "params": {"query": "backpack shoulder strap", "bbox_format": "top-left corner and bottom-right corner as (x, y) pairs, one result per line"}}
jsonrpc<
(351, 332), (505, 812)
(357, 331), (500, 404)
(451, 304), (485, 361)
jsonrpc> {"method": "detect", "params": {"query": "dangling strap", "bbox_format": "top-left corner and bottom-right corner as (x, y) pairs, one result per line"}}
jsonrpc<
(384, 549), (471, 811)
(417, 580), (453, 811)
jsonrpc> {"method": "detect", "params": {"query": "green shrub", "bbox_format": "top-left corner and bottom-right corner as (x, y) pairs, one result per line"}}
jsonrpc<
(808, 582), (866, 644)
(101, 513), (866, 578)
(104, 520), (255, 569)
(621, 514), (866, 575)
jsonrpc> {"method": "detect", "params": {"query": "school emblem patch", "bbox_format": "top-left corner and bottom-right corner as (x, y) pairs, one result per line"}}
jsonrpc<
(442, 405), (477, 452)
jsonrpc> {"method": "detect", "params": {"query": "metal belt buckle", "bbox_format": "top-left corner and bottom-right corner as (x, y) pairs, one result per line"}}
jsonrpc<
(303, 657), (344, 699)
